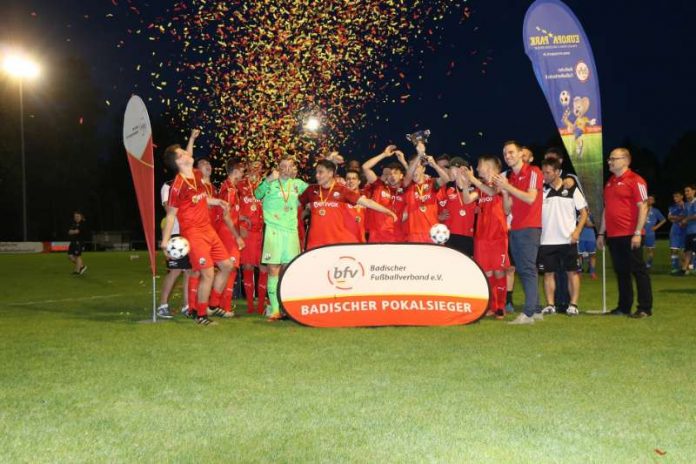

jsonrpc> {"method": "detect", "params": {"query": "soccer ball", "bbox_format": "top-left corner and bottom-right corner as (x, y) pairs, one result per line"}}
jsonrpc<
(559, 90), (571, 107)
(166, 236), (190, 259)
(429, 223), (450, 244)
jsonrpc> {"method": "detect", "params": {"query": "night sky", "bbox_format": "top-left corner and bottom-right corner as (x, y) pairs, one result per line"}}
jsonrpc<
(1, 0), (694, 161)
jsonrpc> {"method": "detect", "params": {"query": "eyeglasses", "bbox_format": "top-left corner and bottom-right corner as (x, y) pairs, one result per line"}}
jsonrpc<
(607, 157), (625, 162)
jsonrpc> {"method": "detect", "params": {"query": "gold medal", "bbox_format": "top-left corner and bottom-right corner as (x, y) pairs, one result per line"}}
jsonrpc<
(283, 206), (290, 212)
(250, 205), (257, 212)
(419, 205), (427, 213)
(318, 209), (326, 216)
(355, 216), (361, 223)
(459, 209), (466, 216)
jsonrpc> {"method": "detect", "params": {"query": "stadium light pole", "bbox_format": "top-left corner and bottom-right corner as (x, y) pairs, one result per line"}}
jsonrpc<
(2, 52), (40, 241)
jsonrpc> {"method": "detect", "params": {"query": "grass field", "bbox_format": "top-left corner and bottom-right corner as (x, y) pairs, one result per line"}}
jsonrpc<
(1, 242), (695, 463)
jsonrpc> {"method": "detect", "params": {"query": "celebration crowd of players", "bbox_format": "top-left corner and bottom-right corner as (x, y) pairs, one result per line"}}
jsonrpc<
(157, 129), (696, 325)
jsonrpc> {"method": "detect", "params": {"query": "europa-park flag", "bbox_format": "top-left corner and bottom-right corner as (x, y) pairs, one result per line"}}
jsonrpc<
(122, 95), (156, 275)
(523, 0), (603, 218)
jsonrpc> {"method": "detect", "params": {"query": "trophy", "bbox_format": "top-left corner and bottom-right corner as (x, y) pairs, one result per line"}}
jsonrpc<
(406, 129), (431, 147)
(406, 129), (430, 163)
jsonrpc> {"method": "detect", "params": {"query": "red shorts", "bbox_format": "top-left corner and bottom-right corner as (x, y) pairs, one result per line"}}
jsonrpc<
(474, 238), (509, 272)
(216, 227), (241, 267)
(183, 226), (233, 271)
(407, 232), (432, 244)
(240, 230), (262, 266)
(368, 229), (403, 243)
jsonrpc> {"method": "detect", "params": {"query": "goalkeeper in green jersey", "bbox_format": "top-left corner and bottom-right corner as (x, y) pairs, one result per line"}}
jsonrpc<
(254, 157), (309, 320)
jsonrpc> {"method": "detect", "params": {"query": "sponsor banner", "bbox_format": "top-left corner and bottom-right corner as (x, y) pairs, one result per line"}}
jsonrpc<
(123, 95), (157, 275)
(0, 242), (44, 254)
(48, 241), (70, 252)
(523, 0), (603, 217)
(279, 244), (489, 327)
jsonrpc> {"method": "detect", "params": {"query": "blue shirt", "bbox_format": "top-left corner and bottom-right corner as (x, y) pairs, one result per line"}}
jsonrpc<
(685, 200), (696, 235)
(669, 203), (686, 235)
(643, 207), (665, 235)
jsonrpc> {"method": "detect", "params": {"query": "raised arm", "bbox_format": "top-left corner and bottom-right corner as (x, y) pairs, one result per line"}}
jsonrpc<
(362, 145), (396, 184)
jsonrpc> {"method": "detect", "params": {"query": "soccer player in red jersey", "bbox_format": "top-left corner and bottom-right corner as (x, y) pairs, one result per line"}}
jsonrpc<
(362, 145), (409, 243)
(343, 169), (367, 243)
(195, 157), (219, 225)
(299, 160), (397, 249)
(436, 157), (476, 256)
(461, 155), (509, 319)
(161, 141), (237, 326)
(213, 159), (247, 317)
(238, 160), (268, 314)
(495, 141), (544, 325)
(402, 141), (450, 243)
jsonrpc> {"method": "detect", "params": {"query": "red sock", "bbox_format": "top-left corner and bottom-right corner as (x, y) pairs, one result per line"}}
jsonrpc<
(209, 288), (223, 308)
(187, 276), (199, 310)
(486, 275), (497, 311)
(495, 276), (507, 310)
(221, 269), (237, 312)
(196, 300), (208, 318)
(257, 271), (268, 314)
(242, 268), (255, 312)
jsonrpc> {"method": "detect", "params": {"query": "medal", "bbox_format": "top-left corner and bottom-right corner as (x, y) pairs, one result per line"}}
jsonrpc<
(283, 206), (290, 212)
(250, 205), (257, 212)
(459, 209), (466, 216)
(355, 216), (361, 223)
(317, 181), (336, 219)
(419, 205), (427, 213)
(318, 209), (326, 216)
(278, 179), (292, 211)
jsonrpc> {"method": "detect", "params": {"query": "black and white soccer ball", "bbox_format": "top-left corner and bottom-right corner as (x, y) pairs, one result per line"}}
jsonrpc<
(429, 223), (450, 245)
(166, 236), (190, 259)
(559, 90), (571, 107)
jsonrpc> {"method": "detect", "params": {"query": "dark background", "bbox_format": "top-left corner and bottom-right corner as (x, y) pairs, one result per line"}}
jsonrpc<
(0, 0), (694, 241)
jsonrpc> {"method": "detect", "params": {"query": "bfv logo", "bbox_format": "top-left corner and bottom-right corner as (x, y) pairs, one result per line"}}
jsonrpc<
(327, 256), (365, 290)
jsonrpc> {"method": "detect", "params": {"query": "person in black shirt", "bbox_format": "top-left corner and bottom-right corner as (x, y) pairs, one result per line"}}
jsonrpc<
(68, 211), (87, 275)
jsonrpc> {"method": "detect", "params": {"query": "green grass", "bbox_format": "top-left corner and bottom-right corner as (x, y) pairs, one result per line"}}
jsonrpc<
(1, 242), (694, 463)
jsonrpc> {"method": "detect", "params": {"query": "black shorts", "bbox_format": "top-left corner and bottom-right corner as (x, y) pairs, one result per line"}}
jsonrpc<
(68, 241), (83, 257)
(165, 235), (192, 270)
(166, 255), (191, 270)
(537, 244), (579, 274)
(446, 234), (474, 257)
(686, 234), (696, 253)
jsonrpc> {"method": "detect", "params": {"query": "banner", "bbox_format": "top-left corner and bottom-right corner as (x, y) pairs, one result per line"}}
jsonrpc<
(279, 244), (489, 328)
(122, 95), (156, 276)
(523, 0), (603, 217)
(0, 242), (44, 254)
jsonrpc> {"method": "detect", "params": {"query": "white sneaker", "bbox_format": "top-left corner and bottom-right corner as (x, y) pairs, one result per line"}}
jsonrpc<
(541, 305), (556, 315)
(567, 304), (579, 316)
(532, 312), (544, 321)
(508, 313), (535, 325)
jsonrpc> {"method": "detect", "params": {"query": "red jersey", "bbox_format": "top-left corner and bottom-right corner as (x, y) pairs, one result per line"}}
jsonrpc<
(299, 182), (362, 249)
(200, 181), (218, 226)
(604, 169), (648, 238)
(343, 190), (367, 243)
(366, 179), (407, 241)
(168, 170), (211, 232)
(475, 187), (507, 241)
(508, 163), (543, 230)
(237, 178), (264, 233)
(215, 178), (241, 230)
(436, 183), (476, 237)
(405, 177), (439, 236)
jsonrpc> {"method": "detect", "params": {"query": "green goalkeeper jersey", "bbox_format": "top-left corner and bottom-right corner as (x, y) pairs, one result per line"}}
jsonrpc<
(254, 177), (309, 232)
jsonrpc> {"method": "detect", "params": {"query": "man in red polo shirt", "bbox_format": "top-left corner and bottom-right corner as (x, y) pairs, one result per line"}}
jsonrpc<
(494, 140), (544, 325)
(402, 142), (450, 243)
(300, 160), (397, 249)
(596, 148), (652, 317)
